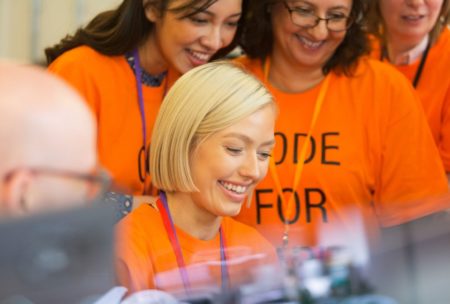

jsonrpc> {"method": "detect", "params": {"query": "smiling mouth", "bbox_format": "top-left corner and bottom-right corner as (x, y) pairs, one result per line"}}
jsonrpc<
(297, 34), (324, 50)
(402, 14), (425, 21)
(186, 49), (211, 63)
(219, 181), (248, 195)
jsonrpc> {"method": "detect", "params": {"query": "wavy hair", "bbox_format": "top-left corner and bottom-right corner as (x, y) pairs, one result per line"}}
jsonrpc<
(240, 0), (371, 76)
(45, 0), (248, 65)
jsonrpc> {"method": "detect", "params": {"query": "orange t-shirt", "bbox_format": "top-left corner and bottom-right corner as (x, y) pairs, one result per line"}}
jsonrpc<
(115, 202), (277, 295)
(370, 28), (450, 171)
(48, 46), (180, 194)
(233, 55), (448, 248)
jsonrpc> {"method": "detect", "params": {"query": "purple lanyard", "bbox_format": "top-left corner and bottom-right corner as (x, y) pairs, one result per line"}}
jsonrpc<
(132, 49), (147, 148)
(157, 192), (230, 294)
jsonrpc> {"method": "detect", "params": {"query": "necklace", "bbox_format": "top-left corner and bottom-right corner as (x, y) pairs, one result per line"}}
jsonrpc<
(128, 49), (168, 194)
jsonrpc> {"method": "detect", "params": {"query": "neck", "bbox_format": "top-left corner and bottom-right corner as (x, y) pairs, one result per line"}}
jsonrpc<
(164, 192), (222, 241)
(385, 33), (428, 63)
(138, 34), (168, 75)
(268, 51), (325, 93)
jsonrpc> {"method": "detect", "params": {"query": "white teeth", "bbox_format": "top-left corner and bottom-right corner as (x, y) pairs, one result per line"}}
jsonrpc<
(299, 36), (323, 49)
(403, 15), (422, 20)
(220, 181), (247, 194)
(188, 50), (210, 62)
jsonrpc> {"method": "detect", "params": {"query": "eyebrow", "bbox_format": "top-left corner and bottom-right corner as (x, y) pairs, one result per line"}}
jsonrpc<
(223, 133), (276, 147)
(294, 0), (350, 11)
(197, 10), (242, 18)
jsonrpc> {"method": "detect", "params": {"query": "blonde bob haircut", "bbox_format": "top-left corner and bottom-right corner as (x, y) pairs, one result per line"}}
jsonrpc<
(150, 61), (275, 193)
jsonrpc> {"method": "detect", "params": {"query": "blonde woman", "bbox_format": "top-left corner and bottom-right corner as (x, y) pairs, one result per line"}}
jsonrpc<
(115, 61), (278, 296)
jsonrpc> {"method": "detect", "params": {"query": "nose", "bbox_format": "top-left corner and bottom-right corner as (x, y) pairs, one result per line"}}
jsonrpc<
(239, 153), (261, 181)
(406, 0), (424, 7)
(308, 19), (329, 40)
(200, 26), (224, 52)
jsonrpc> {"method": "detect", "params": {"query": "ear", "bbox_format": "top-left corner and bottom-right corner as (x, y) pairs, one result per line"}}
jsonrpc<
(2, 170), (33, 217)
(143, 0), (160, 23)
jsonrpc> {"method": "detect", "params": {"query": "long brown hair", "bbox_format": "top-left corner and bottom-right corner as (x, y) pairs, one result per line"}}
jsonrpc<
(45, 0), (248, 65)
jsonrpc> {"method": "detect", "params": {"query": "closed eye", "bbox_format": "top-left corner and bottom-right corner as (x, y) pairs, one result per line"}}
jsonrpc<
(226, 20), (240, 28)
(257, 151), (272, 161)
(327, 13), (347, 20)
(189, 16), (209, 25)
(226, 147), (243, 155)
(293, 6), (314, 16)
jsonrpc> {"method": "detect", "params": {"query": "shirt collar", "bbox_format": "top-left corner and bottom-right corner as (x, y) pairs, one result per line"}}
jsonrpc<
(390, 35), (429, 65)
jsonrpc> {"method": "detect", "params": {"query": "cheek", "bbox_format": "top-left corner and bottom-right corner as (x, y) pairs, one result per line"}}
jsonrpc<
(222, 27), (238, 45)
(429, 1), (444, 17)
(257, 162), (270, 182)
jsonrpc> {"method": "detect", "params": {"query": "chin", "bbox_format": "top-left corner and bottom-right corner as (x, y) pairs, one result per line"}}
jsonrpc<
(224, 205), (243, 217)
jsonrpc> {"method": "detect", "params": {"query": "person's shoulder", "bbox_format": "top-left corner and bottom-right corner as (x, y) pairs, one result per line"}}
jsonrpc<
(129, 202), (159, 220)
(352, 56), (412, 85)
(116, 202), (160, 232)
(437, 27), (450, 45)
(232, 55), (263, 73)
(50, 45), (125, 71)
(366, 34), (382, 59)
(432, 27), (450, 57)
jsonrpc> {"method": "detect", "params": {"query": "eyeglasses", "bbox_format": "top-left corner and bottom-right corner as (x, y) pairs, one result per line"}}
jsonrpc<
(283, 1), (352, 32)
(3, 167), (111, 203)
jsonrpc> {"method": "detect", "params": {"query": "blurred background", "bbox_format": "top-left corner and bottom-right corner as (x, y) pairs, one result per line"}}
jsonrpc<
(0, 0), (120, 64)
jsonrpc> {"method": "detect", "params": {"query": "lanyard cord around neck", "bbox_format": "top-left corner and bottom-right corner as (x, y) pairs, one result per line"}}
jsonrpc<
(132, 49), (147, 149)
(157, 192), (230, 294)
(380, 41), (431, 88)
(132, 49), (169, 191)
(263, 57), (332, 248)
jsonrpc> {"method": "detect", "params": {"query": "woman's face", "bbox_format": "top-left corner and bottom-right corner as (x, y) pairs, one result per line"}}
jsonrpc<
(271, 0), (352, 72)
(379, 0), (443, 43)
(188, 105), (276, 218)
(149, 0), (242, 74)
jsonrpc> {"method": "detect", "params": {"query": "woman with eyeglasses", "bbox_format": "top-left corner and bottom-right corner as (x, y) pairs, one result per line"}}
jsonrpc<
(46, 0), (245, 198)
(367, 0), (450, 175)
(233, 0), (448, 249)
(115, 61), (278, 295)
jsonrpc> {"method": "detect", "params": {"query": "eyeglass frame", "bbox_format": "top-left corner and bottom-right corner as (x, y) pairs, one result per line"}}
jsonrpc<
(282, 1), (353, 33)
(2, 167), (112, 201)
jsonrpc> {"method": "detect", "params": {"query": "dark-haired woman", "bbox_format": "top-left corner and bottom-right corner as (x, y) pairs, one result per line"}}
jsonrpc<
(46, 0), (244, 196)
(234, 0), (448, 249)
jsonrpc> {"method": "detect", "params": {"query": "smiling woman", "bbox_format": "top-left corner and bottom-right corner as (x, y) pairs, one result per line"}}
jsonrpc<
(115, 61), (278, 296)
(45, 0), (246, 196)
(367, 0), (450, 174)
(232, 0), (448, 250)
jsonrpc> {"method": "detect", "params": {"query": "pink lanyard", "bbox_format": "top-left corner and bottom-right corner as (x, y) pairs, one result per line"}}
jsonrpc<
(156, 192), (230, 294)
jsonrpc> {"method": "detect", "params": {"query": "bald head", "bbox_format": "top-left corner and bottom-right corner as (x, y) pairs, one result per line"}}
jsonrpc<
(0, 62), (97, 217)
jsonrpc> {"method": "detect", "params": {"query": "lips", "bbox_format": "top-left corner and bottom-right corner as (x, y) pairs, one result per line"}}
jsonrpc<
(297, 34), (325, 50)
(401, 13), (426, 22)
(186, 48), (212, 66)
(219, 180), (248, 194)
